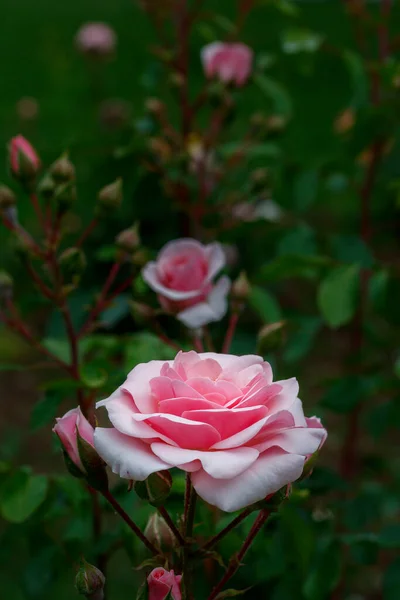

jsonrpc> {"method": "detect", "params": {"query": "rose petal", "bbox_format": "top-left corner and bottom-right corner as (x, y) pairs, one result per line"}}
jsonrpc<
(144, 414), (221, 449)
(94, 428), (170, 480)
(191, 447), (305, 512)
(143, 262), (202, 301)
(204, 242), (226, 281)
(181, 406), (268, 441)
(151, 443), (259, 479)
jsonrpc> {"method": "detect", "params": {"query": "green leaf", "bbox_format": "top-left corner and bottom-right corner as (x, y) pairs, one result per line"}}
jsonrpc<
(282, 28), (323, 54)
(30, 391), (64, 431)
(249, 286), (282, 323)
(320, 376), (368, 414)
(343, 50), (369, 109)
(80, 364), (108, 389)
(330, 234), (374, 268)
(253, 74), (292, 118)
(283, 317), (321, 363)
(317, 264), (359, 328)
(261, 254), (330, 281)
(277, 225), (317, 257)
(42, 338), (71, 362)
(303, 540), (341, 600)
(383, 558), (400, 600)
(215, 588), (251, 599)
(379, 524), (400, 548)
(124, 332), (176, 372)
(0, 469), (48, 523)
(99, 294), (131, 329)
(293, 170), (319, 211)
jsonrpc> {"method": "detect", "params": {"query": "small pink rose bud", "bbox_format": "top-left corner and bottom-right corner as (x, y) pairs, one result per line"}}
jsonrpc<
(201, 42), (253, 87)
(53, 407), (95, 473)
(75, 22), (116, 59)
(147, 568), (182, 600)
(8, 135), (41, 182)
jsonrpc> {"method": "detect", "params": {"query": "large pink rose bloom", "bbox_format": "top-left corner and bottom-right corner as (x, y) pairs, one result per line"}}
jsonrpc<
(94, 352), (326, 512)
(142, 239), (231, 329)
(201, 42), (253, 86)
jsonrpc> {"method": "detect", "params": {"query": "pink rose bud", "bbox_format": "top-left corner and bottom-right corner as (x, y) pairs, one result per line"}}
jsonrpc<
(142, 239), (231, 329)
(147, 568), (182, 600)
(75, 22), (116, 58)
(9, 135), (41, 182)
(53, 407), (95, 473)
(201, 42), (253, 87)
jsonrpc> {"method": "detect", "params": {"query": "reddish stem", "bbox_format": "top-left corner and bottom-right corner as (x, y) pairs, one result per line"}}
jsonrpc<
(222, 312), (239, 354)
(152, 320), (181, 351)
(378, 0), (391, 62)
(207, 509), (270, 600)
(29, 192), (45, 229)
(201, 507), (252, 552)
(102, 490), (159, 556)
(76, 217), (98, 248)
(192, 333), (204, 353)
(157, 506), (186, 547)
(25, 262), (54, 300)
(78, 262), (122, 338)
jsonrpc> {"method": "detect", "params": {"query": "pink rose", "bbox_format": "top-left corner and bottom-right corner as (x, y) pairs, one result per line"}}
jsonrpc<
(142, 239), (231, 329)
(75, 22), (116, 57)
(9, 135), (41, 180)
(53, 407), (95, 472)
(201, 42), (253, 86)
(94, 352), (327, 512)
(147, 568), (182, 600)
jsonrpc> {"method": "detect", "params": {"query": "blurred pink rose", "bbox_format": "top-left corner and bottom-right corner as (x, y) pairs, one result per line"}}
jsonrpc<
(201, 42), (253, 86)
(142, 239), (231, 329)
(9, 135), (41, 180)
(53, 407), (95, 472)
(147, 568), (182, 600)
(94, 351), (327, 512)
(75, 22), (116, 57)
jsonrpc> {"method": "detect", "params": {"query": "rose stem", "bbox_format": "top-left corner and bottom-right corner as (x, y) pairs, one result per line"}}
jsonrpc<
(203, 327), (215, 352)
(192, 332), (204, 353)
(182, 476), (197, 600)
(29, 192), (46, 229)
(221, 312), (239, 354)
(207, 509), (270, 600)
(101, 490), (159, 556)
(157, 506), (186, 547)
(78, 261), (122, 338)
(76, 217), (99, 248)
(200, 507), (253, 552)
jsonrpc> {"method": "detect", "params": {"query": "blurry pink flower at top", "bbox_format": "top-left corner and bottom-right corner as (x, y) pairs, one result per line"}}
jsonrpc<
(75, 22), (117, 57)
(9, 135), (41, 181)
(94, 351), (327, 512)
(147, 568), (182, 600)
(142, 239), (231, 329)
(201, 42), (253, 86)
(53, 407), (95, 472)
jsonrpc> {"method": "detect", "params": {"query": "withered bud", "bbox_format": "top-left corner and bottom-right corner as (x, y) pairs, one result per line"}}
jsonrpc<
(115, 223), (140, 253)
(38, 174), (56, 199)
(130, 300), (155, 324)
(0, 270), (13, 302)
(97, 178), (123, 212)
(50, 153), (76, 182)
(257, 321), (286, 354)
(145, 97), (166, 115)
(232, 272), (251, 303)
(0, 185), (17, 212)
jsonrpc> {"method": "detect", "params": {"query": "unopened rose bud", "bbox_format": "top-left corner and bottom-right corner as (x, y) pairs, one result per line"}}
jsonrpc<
(134, 470), (172, 507)
(59, 247), (86, 292)
(144, 513), (175, 550)
(115, 223), (140, 253)
(201, 42), (253, 87)
(257, 321), (286, 354)
(132, 248), (151, 267)
(50, 153), (76, 183)
(38, 174), (56, 199)
(145, 97), (166, 116)
(53, 407), (108, 491)
(8, 135), (41, 182)
(97, 178), (123, 215)
(75, 559), (105, 599)
(232, 272), (251, 303)
(0, 270), (13, 302)
(130, 300), (155, 324)
(147, 568), (182, 600)
(54, 181), (77, 212)
(75, 22), (116, 59)
(0, 185), (16, 211)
